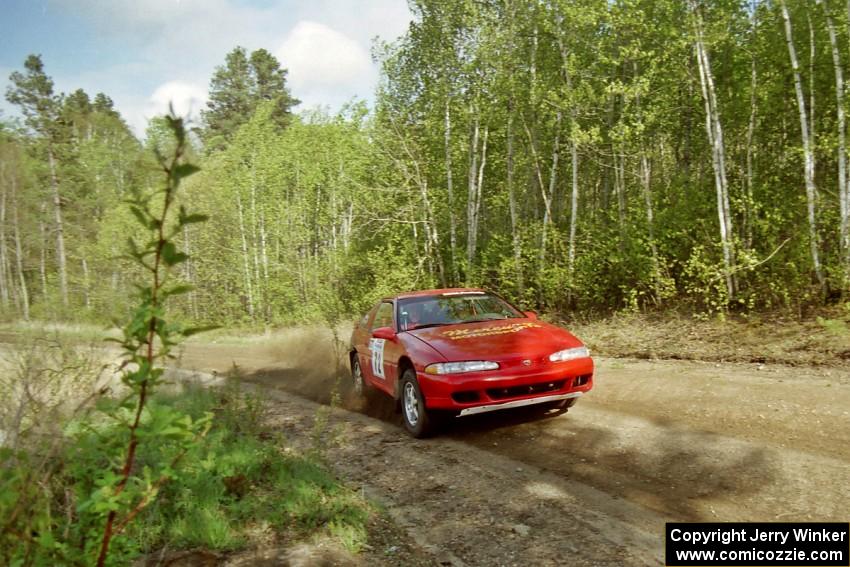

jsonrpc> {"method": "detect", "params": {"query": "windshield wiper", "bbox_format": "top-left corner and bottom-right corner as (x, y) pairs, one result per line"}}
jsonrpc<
(463, 316), (510, 324)
(408, 322), (450, 330)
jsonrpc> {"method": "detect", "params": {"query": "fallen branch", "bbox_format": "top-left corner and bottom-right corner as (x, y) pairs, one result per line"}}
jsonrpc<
(711, 237), (791, 281)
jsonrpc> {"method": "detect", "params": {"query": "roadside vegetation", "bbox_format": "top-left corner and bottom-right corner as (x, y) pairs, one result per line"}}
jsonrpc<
(1, 368), (371, 565)
(569, 305), (850, 367)
(106, 382), (370, 560)
(0, 116), (370, 565)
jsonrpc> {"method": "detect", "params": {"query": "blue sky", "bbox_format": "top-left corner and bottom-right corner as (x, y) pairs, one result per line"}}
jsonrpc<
(0, 0), (412, 135)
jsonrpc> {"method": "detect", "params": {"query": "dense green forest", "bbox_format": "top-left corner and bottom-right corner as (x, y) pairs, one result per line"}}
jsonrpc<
(2, 0), (850, 326)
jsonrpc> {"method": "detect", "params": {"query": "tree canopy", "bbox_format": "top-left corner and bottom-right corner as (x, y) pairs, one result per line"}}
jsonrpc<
(201, 46), (299, 149)
(2, 0), (850, 327)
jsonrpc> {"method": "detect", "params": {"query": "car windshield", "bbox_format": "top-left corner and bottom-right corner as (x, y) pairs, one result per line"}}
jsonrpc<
(398, 293), (523, 331)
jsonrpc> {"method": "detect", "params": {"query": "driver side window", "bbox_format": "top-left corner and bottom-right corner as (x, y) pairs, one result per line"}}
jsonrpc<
(371, 302), (394, 331)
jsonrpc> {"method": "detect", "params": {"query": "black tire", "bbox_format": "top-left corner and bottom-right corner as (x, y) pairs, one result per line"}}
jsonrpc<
(351, 355), (368, 400)
(543, 396), (578, 412)
(399, 369), (435, 438)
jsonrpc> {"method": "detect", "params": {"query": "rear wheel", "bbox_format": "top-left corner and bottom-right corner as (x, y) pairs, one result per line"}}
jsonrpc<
(399, 369), (435, 438)
(351, 356), (367, 399)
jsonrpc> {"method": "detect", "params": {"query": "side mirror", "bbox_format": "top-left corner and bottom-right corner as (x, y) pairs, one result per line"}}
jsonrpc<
(524, 311), (538, 320)
(372, 326), (398, 342)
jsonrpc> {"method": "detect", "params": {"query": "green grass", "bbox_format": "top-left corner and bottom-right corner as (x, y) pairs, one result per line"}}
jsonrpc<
(127, 384), (371, 557)
(0, 382), (370, 565)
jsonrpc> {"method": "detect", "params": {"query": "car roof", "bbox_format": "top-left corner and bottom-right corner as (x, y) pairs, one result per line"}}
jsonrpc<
(388, 287), (488, 301)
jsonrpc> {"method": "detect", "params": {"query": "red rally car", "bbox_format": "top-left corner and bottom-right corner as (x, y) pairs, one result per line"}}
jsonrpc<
(349, 288), (594, 437)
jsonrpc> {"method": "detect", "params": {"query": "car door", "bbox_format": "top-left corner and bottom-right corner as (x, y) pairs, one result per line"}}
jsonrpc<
(353, 303), (378, 379)
(366, 300), (401, 396)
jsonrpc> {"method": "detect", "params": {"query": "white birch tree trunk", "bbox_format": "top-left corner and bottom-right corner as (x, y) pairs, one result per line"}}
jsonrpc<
(467, 122), (487, 268)
(556, 33), (580, 281)
(0, 170), (9, 307)
(466, 112), (480, 268)
(543, 117), (561, 269)
(505, 7), (524, 294)
(692, 3), (737, 299)
(3, 175), (30, 321)
(420, 178), (446, 286)
(781, 0), (825, 287)
(633, 60), (662, 291)
(523, 116), (557, 271)
(745, 55), (757, 250)
(547, 122), (561, 225)
(81, 257), (90, 309)
(12, 184), (28, 321)
(38, 205), (47, 299)
(183, 224), (199, 319)
(506, 105), (524, 292)
(47, 149), (69, 306)
(236, 190), (255, 319)
(821, 0), (850, 277)
(389, 116), (446, 285)
(809, 13), (817, 162)
(615, 149), (627, 234)
(342, 202), (353, 251)
(704, 45), (736, 295)
(568, 142), (579, 278)
(249, 164), (261, 299)
(445, 98), (458, 284)
(640, 153), (660, 281)
(260, 210), (269, 283)
(476, 126), (488, 224)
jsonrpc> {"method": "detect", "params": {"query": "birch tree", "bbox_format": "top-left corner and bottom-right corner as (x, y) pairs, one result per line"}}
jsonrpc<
(780, 0), (825, 288)
(445, 98), (458, 282)
(691, 1), (737, 299)
(466, 110), (487, 268)
(818, 0), (850, 277)
(555, 34), (580, 279)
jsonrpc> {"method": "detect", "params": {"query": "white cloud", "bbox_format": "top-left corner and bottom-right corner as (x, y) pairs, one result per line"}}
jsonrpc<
(147, 80), (207, 125)
(25, 1), (413, 131)
(291, 0), (412, 48)
(277, 21), (375, 109)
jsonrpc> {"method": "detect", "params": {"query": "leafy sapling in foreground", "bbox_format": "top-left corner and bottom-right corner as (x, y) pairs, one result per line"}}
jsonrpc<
(84, 114), (211, 566)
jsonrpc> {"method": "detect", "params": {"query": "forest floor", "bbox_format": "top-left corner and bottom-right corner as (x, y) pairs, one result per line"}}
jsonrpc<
(170, 317), (850, 566)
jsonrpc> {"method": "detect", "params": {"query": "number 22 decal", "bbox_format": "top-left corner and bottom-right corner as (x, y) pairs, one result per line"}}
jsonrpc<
(369, 338), (386, 379)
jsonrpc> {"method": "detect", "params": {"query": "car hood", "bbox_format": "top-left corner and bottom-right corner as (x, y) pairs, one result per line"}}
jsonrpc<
(406, 318), (584, 361)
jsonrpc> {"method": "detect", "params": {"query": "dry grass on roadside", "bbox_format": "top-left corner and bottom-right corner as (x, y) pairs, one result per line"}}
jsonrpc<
(567, 307), (850, 367)
(0, 335), (111, 451)
(0, 320), (120, 343)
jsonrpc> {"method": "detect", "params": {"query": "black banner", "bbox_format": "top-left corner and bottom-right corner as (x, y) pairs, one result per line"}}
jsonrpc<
(666, 523), (849, 566)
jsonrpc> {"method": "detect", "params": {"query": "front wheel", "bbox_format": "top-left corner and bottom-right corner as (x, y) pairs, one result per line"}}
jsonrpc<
(542, 396), (578, 413)
(399, 370), (435, 438)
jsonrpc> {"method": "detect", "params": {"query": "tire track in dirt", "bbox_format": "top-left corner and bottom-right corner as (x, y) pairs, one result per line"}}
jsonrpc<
(251, 382), (665, 566)
(175, 333), (850, 565)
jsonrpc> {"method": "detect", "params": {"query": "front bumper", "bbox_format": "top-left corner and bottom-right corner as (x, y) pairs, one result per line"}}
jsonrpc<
(457, 391), (583, 416)
(419, 357), (593, 413)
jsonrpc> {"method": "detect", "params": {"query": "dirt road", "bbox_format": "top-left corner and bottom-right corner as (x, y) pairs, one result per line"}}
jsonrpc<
(176, 330), (850, 566)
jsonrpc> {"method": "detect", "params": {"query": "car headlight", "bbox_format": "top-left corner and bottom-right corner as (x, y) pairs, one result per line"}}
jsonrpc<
(549, 346), (590, 362)
(424, 361), (500, 375)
